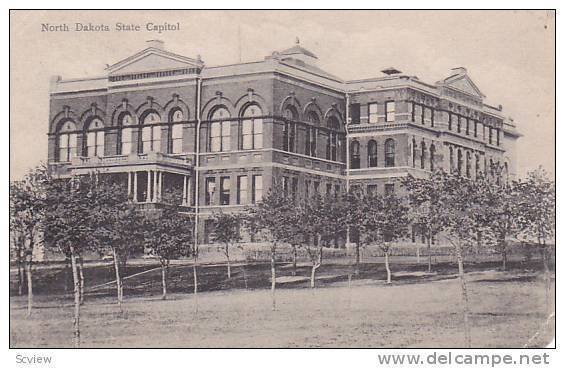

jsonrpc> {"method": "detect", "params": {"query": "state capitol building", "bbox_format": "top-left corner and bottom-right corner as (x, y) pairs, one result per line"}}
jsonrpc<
(47, 39), (520, 243)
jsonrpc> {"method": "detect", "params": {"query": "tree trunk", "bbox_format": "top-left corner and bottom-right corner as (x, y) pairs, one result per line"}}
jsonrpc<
(455, 242), (471, 348)
(501, 249), (507, 271)
(310, 246), (323, 288)
(17, 249), (24, 296)
(193, 255), (198, 313)
(25, 250), (33, 317)
(226, 245), (231, 279)
(161, 261), (168, 300)
(542, 246), (551, 317)
(427, 230), (432, 273)
(78, 256), (85, 305)
(271, 242), (276, 311)
(384, 249), (392, 284)
(292, 244), (297, 276)
(355, 241), (361, 276)
(63, 256), (70, 293)
(112, 248), (123, 310)
(69, 245), (81, 348)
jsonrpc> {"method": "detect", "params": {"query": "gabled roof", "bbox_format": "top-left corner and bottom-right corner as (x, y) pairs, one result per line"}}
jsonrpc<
(439, 68), (485, 98)
(106, 46), (204, 75)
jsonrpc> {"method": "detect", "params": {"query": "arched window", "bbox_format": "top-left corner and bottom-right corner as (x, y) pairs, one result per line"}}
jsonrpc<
(327, 116), (339, 161)
(169, 109), (184, 154)
(84, 118), (105, 157)
(430, 144), (436, 172)
(466, 151), (471, 178)
(283, 106), (298, 120)
(118, 113), (133, 155)
(350, 140), (360, 169)
(384, 139), (395, 167)
(241, 105), (262, 150)
(306, 111), (320, 125)
(368, 140), (377, 167)
(140, 111), (161, 153)
(305, 111), (320, 157)
(420, 141), (426, 169)
(57, 121), (77, 162)
(457, 149), (463, 175)
(210, 107), (231, 152)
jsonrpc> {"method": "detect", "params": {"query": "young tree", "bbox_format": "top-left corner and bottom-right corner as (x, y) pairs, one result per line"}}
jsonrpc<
(143, 195), (193, 300)
(303, 194), (347, 288)
(401, 172), (446, 272)
(9, 164), (49, 316)
(43, 175), (97, 347)
(89, 177), (144, 310)
(515, 167), (555, 316)
(245, 187), (295, 311)
(211, 211), (243, 279)
(344, 187), (370, 275)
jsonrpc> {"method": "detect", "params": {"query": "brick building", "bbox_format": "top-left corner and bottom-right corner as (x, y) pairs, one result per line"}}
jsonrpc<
(47, 40), (520, 243)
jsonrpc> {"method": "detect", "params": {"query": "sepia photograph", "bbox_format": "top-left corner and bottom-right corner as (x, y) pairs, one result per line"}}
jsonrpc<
(9, 9), (555, 350)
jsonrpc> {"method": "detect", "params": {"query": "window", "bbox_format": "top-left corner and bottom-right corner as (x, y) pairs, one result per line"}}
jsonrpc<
(237, 176), (248, 205)
(205, 177), (216, 205)
(292, 178), (298, 201)
(496, 128), (500, 146)
(327, 117), (339, 161)
(282, 176), (289, 197)
(430, 109), (435, 127)
(285, 122), (296, 152)
(118, 113), (133, 155)
(334, 185), (340, 197)
(430, 144), (436, 171)
(368, 103), (378, 123)
(313, 181), (320, 194)
(304, 179), (310, 198)
(57, 121), (77, 162)
(384, 139), (395, 167)
(448, 113), (453, 131)
(220, 176), (230, 205)
(475, 154), (480, 177)
(473, 120), (478, 138)
(489, 127), (493, 144)
(414, 104), (423, 124)
(385, 183), (395, 196)
(367, 184), (378, 196)
(252, 175), (263, 203)
(457, 116), (462, 133)
(350, 103), (360, 124)
(464, 117), (469, 135)
(420, 141), (426, 169)
(241, 105), (263, 150)
(169, 109), (184, 154)
(368, 140), (378, 167)
(85, 118), (104, 157)
(385, 101), (395, 122)
(140, 112), (161, 153)
(424, 107), (432, 125)
(326, 183), (332, 197)
(350, 140), (360, 169)
(210, 107), (231, 152)
(305, 126), (317, 156)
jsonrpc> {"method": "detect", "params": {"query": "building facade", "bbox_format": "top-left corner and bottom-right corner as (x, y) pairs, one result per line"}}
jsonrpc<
(47, 40), (520, 243)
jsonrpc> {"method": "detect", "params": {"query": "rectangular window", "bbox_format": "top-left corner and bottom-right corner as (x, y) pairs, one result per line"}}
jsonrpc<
(334, 185), (340, 197)
(489, 127), (493, 144)
(313, 181), (320, 194)
(220, 176), (230, 205)
(305, 126), (311, 156)
(496, 128), (500, 146)
(385, 101), (395, 122)
(367, 184), (378, 196)
(142, 126), (153, 153)
(430, 109), (435, 127)
(385, 183), (395, 196)
(237, 176), (248, 205)
(304, 179), (310, 198)
(288, 123), (295, 152)
(464, 118), (469, 135)
(292, 177), (298, 201)
(414, 104), (423, 124)
(368, 103), (378, 123)
(424, 107), (432, 125)
(350, 103), (361, 124)
(457, 116), (462, 133)
(448, 113), (452, 131)
(326, 183), (332, 197)
(252, 175), (263, 203)
(331, 133), (337, 161)
(326, 133), (331, 160)
(282, 122), (289, 151)
(205, 177), (216, 205)
(474, 120), (478, 138)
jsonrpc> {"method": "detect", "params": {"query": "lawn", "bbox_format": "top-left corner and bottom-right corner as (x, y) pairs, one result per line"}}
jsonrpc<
(9, 259), (554, 348)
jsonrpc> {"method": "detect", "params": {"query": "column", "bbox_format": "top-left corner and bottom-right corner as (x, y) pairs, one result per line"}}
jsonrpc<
(133, 172), (138, 202)
(127, 172), (132, 197)
(186, 176), (192, 206)
(158, 171), (163, 201)
(153, 170), (158, 202)
(182, 175), (187, 205)
(146, 171), (151, 202)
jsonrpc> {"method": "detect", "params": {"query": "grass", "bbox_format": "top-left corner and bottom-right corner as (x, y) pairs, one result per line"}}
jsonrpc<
(9, 259), (555, 348)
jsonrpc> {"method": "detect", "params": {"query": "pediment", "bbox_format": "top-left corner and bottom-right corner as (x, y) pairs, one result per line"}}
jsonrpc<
(107, 48), (203, 75)
(443, 75), (485, 98)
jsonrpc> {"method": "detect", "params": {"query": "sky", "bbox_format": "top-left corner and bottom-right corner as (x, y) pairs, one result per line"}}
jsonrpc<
(9, 10), (555, 180)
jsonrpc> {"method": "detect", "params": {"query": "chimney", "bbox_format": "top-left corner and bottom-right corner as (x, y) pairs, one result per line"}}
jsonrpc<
(146, 39), (165, 50)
